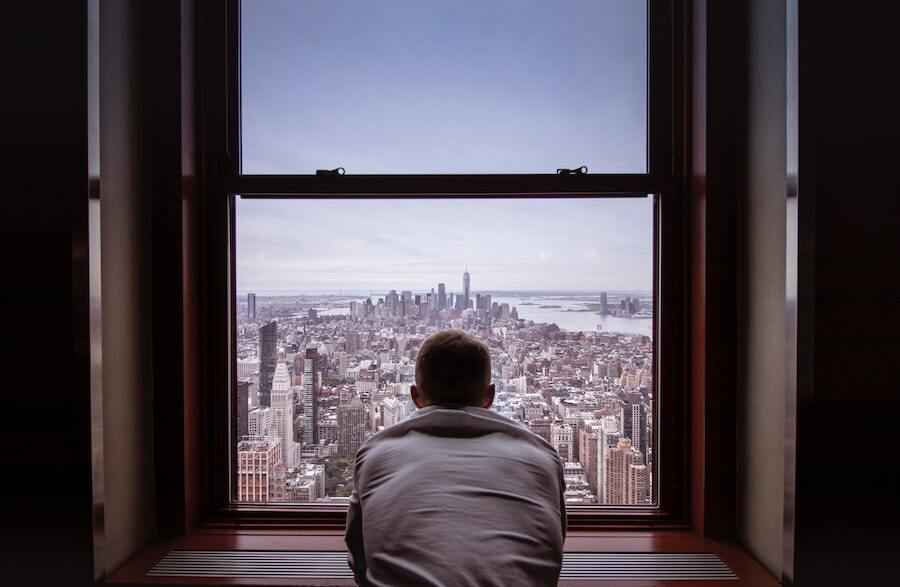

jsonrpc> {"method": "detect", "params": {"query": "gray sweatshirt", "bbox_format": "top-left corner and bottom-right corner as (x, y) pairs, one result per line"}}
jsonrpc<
(345, 404), (566, 587)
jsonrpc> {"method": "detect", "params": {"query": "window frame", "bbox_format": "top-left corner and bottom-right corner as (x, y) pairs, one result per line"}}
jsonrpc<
(199, 0), (688, 531)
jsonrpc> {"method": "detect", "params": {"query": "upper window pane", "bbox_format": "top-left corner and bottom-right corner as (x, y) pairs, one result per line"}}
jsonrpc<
(241, 0), (648, 174)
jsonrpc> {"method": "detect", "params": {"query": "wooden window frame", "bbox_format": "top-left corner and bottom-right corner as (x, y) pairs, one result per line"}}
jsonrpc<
(177, 0), (696, 533)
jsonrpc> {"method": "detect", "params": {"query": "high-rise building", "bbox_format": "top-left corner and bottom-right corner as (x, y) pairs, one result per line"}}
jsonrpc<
(308, 308), (318, 323)
(236, 380), (250, 440)
(346, 330), (361, 354)
(437, 282), (446, 309)
(462, 266), (471, 310)
(247, 292), (257, 321)
(338, 399), (366, 455)
(248, 406), (271, 437)
(622, 393), (648, 464)
(387, 290), (399, 315)
(603, 437), (646, 504)
(627, 464), (649, 504)
(237, 357), (260, 382)
(271, 362), (296, 467)
(302, 346), (321, 445)
(594, 418), (619, 501)
(528, 419), (553, 444)
(237, 435), (284, 502)
(258, 321), (277, 407)
(552, 422), (574, 462)
(381, 396), (404, 429)
(582, 429), (600, 496)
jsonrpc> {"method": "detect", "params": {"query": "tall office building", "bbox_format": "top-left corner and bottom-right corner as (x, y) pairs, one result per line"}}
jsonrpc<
(258, 321), (277, 407)
(237, 435), (284, 503)
(599, 291), (608, 314)
(552, 422), (574, 462)
(247, 292), (257, 321)
(270, 362), (296, 467)
(594, 418), (621, 502)
(627, 464), (650, 504)
(236, 380), (250, 440)
(528, 419), (553, 444)
(338, 399), (366, 455)
(248, 406), (271, 437)
(462, 266), (471, 309)
(622, 393), (648, 464)
(381, 396), (404, 429)
(603, 437), (644, 504)
(387, 290), (399, 315)
(302, 346), (321, 445)
(438, 282), (446, 309)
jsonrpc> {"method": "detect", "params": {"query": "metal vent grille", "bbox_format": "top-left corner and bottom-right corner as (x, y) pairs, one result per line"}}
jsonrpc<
(149, 550), (737, 581)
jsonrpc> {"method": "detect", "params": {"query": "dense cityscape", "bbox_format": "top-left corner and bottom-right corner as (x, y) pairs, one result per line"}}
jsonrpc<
(234, 269), (654, 506)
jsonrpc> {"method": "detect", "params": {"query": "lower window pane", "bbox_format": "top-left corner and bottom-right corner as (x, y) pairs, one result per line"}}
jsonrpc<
(232, 196), (656, 506)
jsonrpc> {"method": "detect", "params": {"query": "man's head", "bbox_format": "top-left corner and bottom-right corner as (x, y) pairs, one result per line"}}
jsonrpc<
(411, 329), (494, 409)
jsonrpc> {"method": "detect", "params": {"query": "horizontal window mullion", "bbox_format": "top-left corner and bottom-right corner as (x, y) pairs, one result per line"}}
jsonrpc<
(221, 174), (673, 197)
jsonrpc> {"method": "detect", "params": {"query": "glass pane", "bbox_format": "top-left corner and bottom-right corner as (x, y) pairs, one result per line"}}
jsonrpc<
(233, 196), (656, 506)
(241, 0), (647, 174)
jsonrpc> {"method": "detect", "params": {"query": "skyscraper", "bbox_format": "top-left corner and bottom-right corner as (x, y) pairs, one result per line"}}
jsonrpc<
(552, 422), (574, 462)
(437, 282), (446, 309)
(622, 393), (648, 464)
(236, 380), (250, 440)
(462, 266), (471, 310)
(338, 399), (366, 455)
(599, 291), (608, 314)
(302, 346), (320, 445)
(596, 417), (619, 502)
(381, 396), (404, 429)
(270, 362), (296, 467)
(627, 464), (649, 504)
(603, 437), (643, 504)
(258, 321), (277, 407)
(247, 292), (257, 321)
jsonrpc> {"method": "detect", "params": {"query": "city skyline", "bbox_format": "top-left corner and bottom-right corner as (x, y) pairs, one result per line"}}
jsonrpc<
(236, 197), (654, 293)
(234, 270), (655, 505)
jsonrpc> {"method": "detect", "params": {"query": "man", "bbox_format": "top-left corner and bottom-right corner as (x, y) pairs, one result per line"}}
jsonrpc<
(346, 329), (566, 587)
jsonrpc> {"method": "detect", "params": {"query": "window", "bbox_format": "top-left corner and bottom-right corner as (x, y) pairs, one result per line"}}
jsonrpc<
(208, 0), (684, 526)
(234, 196), (656, 506)
(241, 0), (647, 174)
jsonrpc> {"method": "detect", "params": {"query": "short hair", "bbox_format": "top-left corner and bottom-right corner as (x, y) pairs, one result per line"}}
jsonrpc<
(415, 330), (491, 406)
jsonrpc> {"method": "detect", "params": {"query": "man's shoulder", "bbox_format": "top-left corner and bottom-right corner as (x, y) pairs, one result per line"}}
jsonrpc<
(357, 406), (561, 464)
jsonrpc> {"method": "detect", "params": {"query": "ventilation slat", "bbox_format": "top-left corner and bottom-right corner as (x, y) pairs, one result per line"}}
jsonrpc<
(148, 549), (738, 581)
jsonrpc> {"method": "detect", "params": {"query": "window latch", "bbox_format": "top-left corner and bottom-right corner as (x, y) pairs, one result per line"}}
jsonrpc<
(556, 166), (588, 175)
(315, 167), (346, 176)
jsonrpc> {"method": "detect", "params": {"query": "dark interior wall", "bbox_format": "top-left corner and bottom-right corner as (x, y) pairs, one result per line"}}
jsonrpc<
(99, 0), (157, 574)
(792, 2), (900, 585)
(735, 0), (786, 577)
(1, 3), (96, 586)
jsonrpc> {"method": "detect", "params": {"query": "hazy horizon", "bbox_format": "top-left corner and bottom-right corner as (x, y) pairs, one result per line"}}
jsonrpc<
(236, 197), (654, 293)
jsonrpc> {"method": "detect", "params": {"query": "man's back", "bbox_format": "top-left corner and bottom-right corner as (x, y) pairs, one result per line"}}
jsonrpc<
(346, 405), (566, 587)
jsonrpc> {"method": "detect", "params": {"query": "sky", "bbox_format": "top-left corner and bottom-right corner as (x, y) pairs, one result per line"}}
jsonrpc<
(236, 197), (654, 293)
(237, 1), (650, 294)
(241, 0), (647, 174)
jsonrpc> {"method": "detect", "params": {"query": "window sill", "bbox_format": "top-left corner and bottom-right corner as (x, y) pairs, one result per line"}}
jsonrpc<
(107, 529), (779, 586)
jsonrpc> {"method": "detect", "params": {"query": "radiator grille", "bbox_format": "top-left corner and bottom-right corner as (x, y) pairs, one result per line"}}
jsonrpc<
(148, 550), (737, 581)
